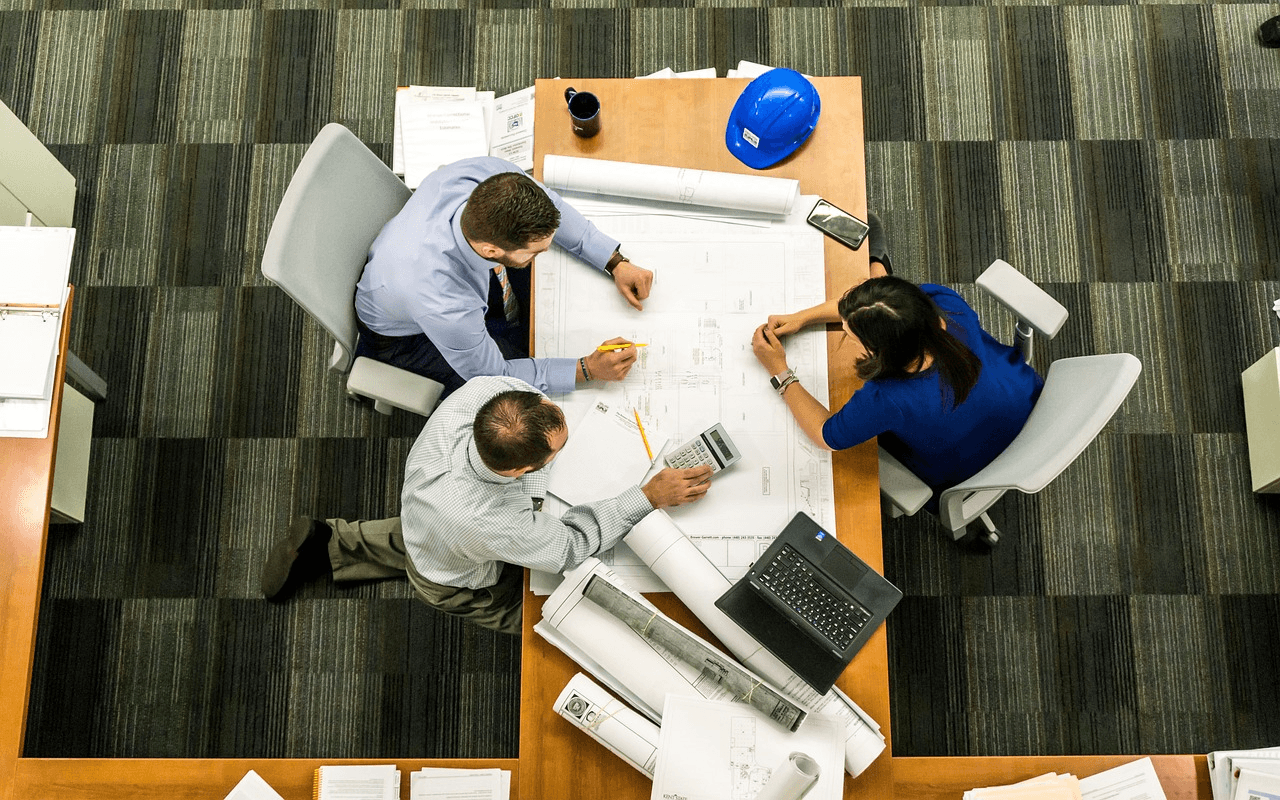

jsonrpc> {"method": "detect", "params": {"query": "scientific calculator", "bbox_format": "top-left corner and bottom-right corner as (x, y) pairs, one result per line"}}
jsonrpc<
(664, 423), (742, 474)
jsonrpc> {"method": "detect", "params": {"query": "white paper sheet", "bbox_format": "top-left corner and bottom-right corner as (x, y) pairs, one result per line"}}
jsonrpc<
(1232, 768), (1280, 800)
(0, 225), (75, 305)
(489, 86), (535, 171)
(554, 672), (661, 778)
(542, 155), (801, 216)
(400, 101), (489, 189)
(223, 770), (286, 800)
(1079, 758), (1167, 800)
(547, 397), (665, 507)
(535, 197), (835, 589)
(409, 769), (502, 800)
(414, 766), (510, 796)
(394, 86), (477, 175)
(651, 694), (843, 800)
(0, 314), (59, 399)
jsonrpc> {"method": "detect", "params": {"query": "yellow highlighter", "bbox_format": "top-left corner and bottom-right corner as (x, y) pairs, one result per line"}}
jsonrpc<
(597, 343), (649, 352)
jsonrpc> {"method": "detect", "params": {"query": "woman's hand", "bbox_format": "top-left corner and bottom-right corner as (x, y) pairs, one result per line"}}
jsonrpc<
(765, 312), (807, 337)
(752, 324), (790, 374)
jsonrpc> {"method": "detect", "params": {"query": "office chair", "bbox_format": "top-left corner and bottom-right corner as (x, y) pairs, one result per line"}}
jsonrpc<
(261, 123), (443, 417)
(878, 259), (1142, 545)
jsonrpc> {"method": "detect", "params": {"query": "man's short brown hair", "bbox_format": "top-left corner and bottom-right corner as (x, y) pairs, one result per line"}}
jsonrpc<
(473, 390), (567, 472)
(460, 172), (561, 251)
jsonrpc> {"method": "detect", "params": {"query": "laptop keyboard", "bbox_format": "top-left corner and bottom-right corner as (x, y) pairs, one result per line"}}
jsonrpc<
(755, 544), (873, 650)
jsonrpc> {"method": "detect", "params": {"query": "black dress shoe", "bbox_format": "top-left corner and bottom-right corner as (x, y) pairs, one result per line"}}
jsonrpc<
(866, 212), (893, 275)
(261, 516), (333, 601)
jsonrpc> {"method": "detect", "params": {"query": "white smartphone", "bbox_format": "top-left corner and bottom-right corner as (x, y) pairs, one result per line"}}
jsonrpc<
(806, 198), (870, 250)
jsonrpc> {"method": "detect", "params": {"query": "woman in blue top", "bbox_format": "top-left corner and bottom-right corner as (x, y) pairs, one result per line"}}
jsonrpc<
(752, 245), (1043, 544)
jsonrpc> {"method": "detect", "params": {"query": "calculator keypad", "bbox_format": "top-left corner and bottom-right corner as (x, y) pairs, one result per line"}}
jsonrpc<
(665, 438), (721, 472)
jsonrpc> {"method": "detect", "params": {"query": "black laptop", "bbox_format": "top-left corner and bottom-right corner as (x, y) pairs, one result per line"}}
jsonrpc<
(714, 512), (902, 694)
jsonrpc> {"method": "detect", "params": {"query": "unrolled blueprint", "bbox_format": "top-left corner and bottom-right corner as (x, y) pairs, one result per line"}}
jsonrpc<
(534, 178), (836, 592)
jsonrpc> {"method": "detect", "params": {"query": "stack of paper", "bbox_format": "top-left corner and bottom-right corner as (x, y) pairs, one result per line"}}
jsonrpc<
(726, 60), (814, 80)
(393, 84), (535, 187)
(966, 758), (1169, 800)
(0, 225), (74, 439)
(314, 764), (399, 800)
(1208, 745), (1280, 800)
(965, 772), (1081, 800)
(637, 67), (717, 79)
(409, 766), (511, 799)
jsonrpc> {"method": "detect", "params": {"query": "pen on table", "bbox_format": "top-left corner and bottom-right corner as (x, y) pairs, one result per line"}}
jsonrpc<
(597, 343), (649, 352)
(633, 409), (654, 461)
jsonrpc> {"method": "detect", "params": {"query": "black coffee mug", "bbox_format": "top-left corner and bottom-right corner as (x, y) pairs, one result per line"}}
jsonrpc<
(564, 87), (601, 138)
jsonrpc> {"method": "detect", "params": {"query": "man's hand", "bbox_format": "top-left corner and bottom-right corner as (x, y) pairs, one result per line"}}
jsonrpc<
(641, 466), (713, 509)
(580, 337), (639, 383)
(612, 261), (653, 311)
(752, 324), (789, 375)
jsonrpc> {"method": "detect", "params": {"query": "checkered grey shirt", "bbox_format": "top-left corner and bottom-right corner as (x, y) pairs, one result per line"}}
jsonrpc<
(401, 376), (654, 590)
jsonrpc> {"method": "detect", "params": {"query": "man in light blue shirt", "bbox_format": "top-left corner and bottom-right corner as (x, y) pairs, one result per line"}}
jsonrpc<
(355, 156), (654, 396)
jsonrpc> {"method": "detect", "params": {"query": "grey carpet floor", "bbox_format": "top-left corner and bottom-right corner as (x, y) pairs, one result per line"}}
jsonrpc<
(5, 0), (1280, 759)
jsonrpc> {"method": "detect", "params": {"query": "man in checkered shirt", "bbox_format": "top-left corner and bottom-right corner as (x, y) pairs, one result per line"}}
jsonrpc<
(262, 376), (712, 633)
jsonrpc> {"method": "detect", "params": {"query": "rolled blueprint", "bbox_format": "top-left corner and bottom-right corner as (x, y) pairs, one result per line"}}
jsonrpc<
(582, 575), (806, 731)
(756, 752), (821, 800)
(540, 559), (798, 730)
(624, 510), (887, 777)
(554, 673), (661, 778)
(542, 155), (801, 216)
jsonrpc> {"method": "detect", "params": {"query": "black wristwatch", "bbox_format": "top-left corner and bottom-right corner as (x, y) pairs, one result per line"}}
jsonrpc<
(605, 249), (629, 276)
(769, 369), (796, 391)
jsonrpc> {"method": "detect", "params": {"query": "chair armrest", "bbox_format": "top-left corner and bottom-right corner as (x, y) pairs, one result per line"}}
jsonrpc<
(976, 259), (1068, 340)
(878, 447), (932, 516)
(347, 357), (444, 417)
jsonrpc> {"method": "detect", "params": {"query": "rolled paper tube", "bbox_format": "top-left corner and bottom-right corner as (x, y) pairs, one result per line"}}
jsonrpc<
(754, 752), (821, 800)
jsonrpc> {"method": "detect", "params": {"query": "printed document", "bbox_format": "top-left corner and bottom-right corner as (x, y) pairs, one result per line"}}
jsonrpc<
(1078, 758), (1166, 800)
(651, 694), (844, 800)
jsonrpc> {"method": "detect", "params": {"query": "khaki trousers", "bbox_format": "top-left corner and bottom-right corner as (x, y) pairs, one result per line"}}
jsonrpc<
(326, 516), (524, 635)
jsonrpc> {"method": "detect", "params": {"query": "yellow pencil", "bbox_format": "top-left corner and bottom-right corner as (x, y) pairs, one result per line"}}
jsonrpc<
(597, 343), (649, 352)
(633, 409), (654, 461)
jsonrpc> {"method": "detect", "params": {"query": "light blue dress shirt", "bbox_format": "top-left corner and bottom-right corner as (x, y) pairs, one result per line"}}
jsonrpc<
(356, 156), (620, 394)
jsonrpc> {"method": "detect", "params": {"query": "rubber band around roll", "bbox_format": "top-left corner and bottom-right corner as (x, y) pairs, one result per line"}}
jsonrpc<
(583, 706), (620, 733)
(641, 612), (658, 637)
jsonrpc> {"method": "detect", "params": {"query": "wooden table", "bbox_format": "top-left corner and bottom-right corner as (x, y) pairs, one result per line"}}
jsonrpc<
(519, 76), (887, 800)
(516, 77), (1213, 800)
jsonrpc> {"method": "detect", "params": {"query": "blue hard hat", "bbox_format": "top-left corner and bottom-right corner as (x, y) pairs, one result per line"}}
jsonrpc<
(725, 69), (821, 170)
